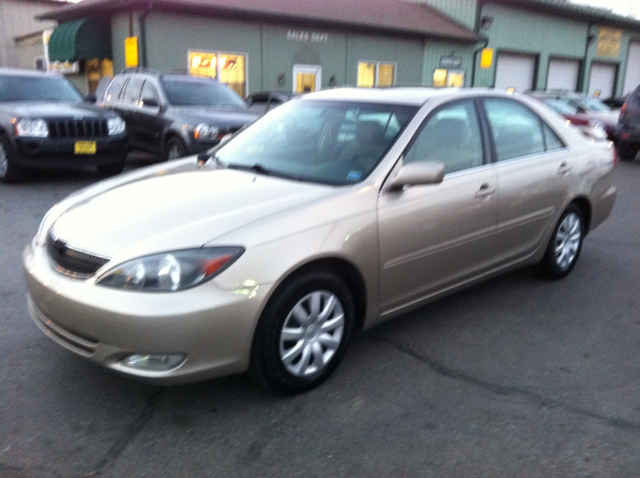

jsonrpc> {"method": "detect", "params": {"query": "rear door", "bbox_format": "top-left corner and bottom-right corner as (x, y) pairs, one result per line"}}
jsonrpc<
(481, 97), (575, 267)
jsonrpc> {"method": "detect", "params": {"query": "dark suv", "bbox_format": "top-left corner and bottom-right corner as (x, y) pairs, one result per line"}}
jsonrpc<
(100, 70), (259, 160)
(616, 84), (640, 161)
(0, 68), (128, 183)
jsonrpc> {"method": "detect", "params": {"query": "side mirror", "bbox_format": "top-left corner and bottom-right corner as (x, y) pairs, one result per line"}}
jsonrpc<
(141, 97), (161, 109)
(388, 161), (445, 190)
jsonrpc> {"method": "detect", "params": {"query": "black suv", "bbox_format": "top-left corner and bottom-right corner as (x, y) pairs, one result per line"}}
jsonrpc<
(0, 68), (128, 183)
(616, 84), (640, 161)
(100, 70), (259, 160)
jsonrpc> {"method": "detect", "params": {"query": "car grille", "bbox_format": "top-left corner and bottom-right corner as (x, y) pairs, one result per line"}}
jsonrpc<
(47, 232), (111, 275)
(47, 118), (109, 139)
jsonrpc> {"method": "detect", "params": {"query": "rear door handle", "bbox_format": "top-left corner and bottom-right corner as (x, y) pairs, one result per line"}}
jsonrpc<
(558, 162), (573, 176)
(475, 183), (496, 198)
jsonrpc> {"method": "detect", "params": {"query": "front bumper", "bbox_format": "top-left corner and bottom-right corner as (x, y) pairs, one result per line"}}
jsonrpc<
(23, 241), (271, 385)
(13, 135), (128, 168)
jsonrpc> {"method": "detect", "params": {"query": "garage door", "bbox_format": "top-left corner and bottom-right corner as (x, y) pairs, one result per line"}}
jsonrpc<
(588, 62), (616, 98)
(494, 53), (536, 93)
(547, 58), (580, 91)
(623, 41), (640, 95)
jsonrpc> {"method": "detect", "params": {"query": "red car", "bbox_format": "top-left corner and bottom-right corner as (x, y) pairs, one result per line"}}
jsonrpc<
(526, 92), (618, 143)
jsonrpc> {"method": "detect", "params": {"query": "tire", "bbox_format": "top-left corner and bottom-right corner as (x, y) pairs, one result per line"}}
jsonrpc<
(617, 142), (639, 162)
(97, 160), (126, 177)
(250, 271), (355, 394)
(164, 136), (187, 161)
(0, 136), (26, 183)
(539, 204), (584, 279)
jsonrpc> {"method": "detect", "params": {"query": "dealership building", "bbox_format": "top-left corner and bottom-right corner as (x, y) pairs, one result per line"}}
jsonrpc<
(33, 0), (640, 99)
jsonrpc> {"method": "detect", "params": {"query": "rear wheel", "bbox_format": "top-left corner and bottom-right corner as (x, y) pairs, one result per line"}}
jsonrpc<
(539, 204), (584, 279)
(250, 271), (355, 394)
(617, 142), (639, 162)
(0, 136), (26, 183)
(164, 136), (187, 161)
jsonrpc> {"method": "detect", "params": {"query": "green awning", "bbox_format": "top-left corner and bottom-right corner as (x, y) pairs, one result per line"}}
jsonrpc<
(48, 17), (111, 62)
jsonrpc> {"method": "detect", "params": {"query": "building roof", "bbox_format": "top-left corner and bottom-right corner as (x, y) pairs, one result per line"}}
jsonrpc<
(486, 0), (640, 31)
(36, 0), (482, 42)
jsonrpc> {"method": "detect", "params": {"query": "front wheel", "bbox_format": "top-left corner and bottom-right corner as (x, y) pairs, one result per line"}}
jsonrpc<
(250, 271), (355, 394)
(539, 204), (584, 279)
(164, 136), (187, 161)
(0, 136), (26, 183)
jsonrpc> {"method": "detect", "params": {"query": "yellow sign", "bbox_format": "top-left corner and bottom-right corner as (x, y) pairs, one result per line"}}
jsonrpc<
(125, 37), (139, 68)
(75, 141), (97, 155)
(480, 48), (493, 69)
(596, 27), (621, 58)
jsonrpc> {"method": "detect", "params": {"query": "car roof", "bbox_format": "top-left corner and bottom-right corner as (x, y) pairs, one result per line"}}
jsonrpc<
(0, 68), (61, 78)
(301, 87), (506, 107)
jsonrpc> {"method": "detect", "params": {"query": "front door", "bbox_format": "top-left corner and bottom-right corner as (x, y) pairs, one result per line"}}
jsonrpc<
(293, 64), (321, 93)
(378, 99), (498, 314)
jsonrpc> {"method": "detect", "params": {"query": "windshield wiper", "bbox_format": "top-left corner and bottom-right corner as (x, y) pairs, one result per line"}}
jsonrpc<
(225, 162), (304, 181)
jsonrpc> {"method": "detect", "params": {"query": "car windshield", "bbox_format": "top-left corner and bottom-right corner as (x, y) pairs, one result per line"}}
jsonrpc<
(540, 97), (579, 115)
(161, 76), (245, 107)
(0, 75), (83, 102)
(578, 95), (610, 112)
(212, 99), (417, 185)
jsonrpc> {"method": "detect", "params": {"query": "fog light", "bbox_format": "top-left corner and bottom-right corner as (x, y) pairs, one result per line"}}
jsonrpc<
(121, 353), (186, 371)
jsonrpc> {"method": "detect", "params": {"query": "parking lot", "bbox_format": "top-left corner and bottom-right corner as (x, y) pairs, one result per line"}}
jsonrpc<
(1, 155), (639, 477)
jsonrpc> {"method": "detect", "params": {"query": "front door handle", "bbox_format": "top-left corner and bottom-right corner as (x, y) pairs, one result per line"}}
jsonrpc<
(475, 183), (496, 198)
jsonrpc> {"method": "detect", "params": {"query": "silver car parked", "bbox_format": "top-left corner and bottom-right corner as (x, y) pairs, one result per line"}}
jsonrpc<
(23, 88), (617, 393)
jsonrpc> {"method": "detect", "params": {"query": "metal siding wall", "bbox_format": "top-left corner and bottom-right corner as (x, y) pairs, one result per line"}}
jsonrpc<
(424, 41), (476, 87)
(144, 12), (262, 92)
(260, 25), (349, 92)
(475, 4), (588, 90)
(347, 35), (423, 87)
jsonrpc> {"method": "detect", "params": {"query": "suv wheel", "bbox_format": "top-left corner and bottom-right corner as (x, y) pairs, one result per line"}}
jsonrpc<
(165, 137), (187, 161)
(0, 136), (26, 183)
(617, 142), (639, 162)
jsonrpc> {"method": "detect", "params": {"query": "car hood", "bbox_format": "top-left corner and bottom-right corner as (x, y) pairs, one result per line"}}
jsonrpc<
(1, 101), (119, 119)
(168, 105), (259, 126)
(50, 162), (339, 260)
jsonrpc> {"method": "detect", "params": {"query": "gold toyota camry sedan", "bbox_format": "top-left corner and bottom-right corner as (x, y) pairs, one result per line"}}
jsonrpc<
(23, 88), (617, 393)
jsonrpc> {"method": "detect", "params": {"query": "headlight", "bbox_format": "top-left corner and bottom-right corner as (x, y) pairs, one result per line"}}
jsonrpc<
(15, 118), (48, 137)
(194, 123), (220, 141)
(96, 247), (244, 292)
(108, 116), (126, 136)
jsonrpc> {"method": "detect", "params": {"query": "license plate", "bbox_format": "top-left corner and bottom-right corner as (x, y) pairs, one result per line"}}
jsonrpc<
(75, 141), (96, 155)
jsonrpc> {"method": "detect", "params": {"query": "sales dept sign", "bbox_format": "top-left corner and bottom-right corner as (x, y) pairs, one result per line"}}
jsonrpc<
(287, 30), (329, 43)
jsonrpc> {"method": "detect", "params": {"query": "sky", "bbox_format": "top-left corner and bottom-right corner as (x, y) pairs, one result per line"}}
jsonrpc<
(570, 0), (638, 18)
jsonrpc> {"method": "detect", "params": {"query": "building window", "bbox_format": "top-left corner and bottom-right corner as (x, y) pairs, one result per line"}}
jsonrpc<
(357, 61), (395, 87)
(189, 50), (246, 97)
(433, 69), (465, 88)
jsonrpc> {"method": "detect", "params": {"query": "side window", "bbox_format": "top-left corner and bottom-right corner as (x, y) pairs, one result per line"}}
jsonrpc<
(542, 123), (565, 151)
(484, 98), (546, 161)
(121, 77), (144, 104)
(140, 80), (160, 106)
(104, 76), (126, 101)
(404, 100), (484, 174)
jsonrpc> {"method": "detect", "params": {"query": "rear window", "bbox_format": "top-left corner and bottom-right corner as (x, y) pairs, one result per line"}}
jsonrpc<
(161, 76), (245, 107)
